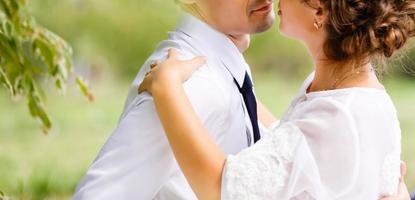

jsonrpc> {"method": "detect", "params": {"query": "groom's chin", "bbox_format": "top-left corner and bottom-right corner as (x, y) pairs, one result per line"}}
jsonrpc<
(250, 12), (276, 34)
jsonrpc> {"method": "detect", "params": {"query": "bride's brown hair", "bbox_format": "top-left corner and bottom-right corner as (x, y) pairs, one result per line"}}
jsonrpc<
(305, 0), (415, 71)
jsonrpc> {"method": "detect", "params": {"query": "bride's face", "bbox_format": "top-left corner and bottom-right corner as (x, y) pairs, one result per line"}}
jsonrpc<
(197, 0), (276, 35)
(278, 0), (323, 41)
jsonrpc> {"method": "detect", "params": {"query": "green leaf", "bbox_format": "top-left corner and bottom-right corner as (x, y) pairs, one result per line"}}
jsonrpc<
(0, 66), (15, 96)
(27, 82), (51, 134)
(33, 37), (54, 67)
(76, 76), (94, 102)
(9, 0), (19, 12)
(0, 32), (15, 59)
(0, 190), (9, 200)
(1, 20), (13, 37)
(13, 74), (23, 94)
(0, 0), (93, 133)
(55, 77), (66, 94)
(21, 39), (48, 72)
(0, 1), (12, 19)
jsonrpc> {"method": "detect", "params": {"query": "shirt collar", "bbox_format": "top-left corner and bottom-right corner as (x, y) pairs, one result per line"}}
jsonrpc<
(176, 12), (247, 86)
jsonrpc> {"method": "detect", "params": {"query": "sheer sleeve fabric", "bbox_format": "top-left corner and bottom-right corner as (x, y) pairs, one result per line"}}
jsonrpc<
(221, 98), (360, 200)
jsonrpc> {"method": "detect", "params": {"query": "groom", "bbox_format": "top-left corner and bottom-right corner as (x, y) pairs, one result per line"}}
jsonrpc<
(72, 0), (410, 199)
(73, 0), (276, 199)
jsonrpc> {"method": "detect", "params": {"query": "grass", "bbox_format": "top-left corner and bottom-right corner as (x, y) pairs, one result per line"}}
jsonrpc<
(0, 77), (126, 199)
(0, 72), (414, 199)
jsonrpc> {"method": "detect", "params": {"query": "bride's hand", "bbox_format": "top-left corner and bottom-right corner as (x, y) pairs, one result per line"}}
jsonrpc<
(379, 161), (410, 200)
(138, 48), (206, 94)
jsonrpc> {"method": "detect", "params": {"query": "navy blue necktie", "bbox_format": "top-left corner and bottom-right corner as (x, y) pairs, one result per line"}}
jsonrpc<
(234, 72), (261, 143)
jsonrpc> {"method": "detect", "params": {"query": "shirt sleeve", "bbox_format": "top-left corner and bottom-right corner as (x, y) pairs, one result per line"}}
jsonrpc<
(221, 98), (360, 200)
(73, 64), (230, 200)
(72, 95), (177, 200)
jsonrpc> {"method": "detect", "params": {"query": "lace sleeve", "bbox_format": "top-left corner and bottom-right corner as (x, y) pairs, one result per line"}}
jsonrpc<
(380, 151), (401, 196)
(221, 123), (322, 200)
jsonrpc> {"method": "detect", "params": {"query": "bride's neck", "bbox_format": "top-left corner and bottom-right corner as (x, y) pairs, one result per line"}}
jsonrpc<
(305, 40), (376, 92)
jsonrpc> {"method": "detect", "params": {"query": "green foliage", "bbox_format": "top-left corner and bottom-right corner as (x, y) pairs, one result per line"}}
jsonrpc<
(0, 190), (9, 200)
(29, 0), (186, 80)
(0, 0), (92, 133)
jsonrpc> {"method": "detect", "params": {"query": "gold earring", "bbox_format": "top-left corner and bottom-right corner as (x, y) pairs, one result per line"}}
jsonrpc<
(314, 20), (322, 30)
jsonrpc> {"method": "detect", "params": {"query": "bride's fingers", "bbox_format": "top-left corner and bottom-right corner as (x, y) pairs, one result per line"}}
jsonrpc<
(378, 161), (410, 200)
(168, 48), (179, 59)
(379, 180), (410, 200)
(138, 81), (145, 94)
(396, 180), (409, 199)
(138, 79), (146, 94)
(138, 75), (152, 94)
(400, 161), (407, 182)
(184, 56), (206, 72)
(150, 63), (157, 69)
(150, 60), (161, 69)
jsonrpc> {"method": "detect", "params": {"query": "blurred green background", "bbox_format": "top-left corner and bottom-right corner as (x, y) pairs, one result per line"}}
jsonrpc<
(0, 0), (414, 199)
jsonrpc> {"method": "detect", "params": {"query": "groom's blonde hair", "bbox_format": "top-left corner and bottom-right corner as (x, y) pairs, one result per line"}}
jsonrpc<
(174, 0), (203, 19)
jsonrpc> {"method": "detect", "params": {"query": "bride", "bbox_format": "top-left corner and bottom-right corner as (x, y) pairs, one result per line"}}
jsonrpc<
(139, 0), (414, 199)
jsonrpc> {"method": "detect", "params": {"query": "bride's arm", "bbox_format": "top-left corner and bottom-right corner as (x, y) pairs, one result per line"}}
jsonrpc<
(152, 75), (224, 200)
(141, 49), (224, 200)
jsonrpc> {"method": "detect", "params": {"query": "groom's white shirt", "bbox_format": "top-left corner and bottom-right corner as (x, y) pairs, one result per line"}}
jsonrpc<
(73, 13), (264, 200)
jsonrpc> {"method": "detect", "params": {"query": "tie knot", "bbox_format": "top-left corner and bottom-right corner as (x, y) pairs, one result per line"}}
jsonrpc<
(237, 72), (253, 94)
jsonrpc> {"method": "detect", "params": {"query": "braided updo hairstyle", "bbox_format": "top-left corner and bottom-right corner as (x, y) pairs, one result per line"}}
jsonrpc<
(306, 0), (415, 70)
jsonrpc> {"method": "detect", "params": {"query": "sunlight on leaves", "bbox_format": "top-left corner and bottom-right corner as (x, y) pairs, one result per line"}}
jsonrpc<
(0, 0), (93, 133)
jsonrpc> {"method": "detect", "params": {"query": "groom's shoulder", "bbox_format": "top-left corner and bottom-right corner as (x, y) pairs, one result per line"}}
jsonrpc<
(151, 33), (201, 60)
(132, 36), (202, 84)
(149, 38), (231, 93)
(148, 37), (225, 79)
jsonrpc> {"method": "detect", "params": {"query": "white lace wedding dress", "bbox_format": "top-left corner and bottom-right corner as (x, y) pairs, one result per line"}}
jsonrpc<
(221, 73), (401, 200)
